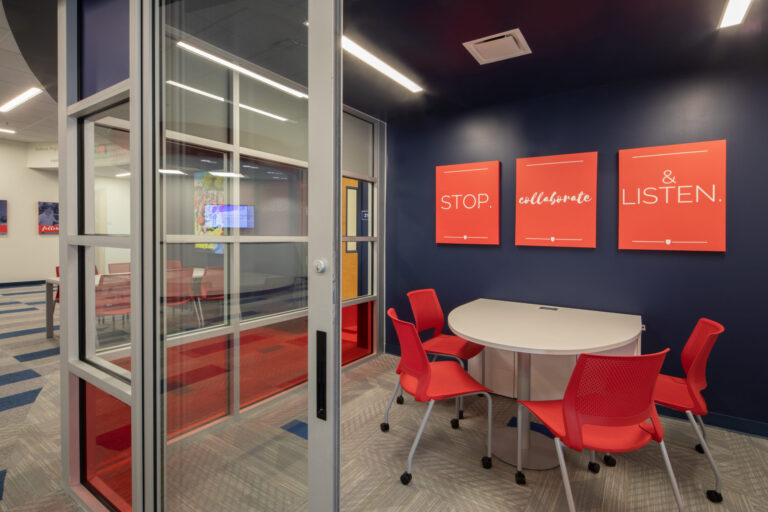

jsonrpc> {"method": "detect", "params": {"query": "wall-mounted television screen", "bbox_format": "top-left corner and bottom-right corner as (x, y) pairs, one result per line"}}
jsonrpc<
(204, 204), (255, 229)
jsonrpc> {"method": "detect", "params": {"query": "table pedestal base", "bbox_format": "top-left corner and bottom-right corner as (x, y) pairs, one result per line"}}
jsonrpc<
(492, 426), (560, 470)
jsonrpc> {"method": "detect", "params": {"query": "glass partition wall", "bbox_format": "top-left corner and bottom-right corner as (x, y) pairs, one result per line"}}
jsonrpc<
(60, 1), (384, 510)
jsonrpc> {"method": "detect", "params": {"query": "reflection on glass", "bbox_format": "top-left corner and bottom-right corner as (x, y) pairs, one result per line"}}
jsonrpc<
(85, 102), (131, 235)
(165, 37), (231, 143)
(82, 381), (132, 511)
(240, 317), (307, 407)
(164, 244), (228, 335)
(89, 247), (131, 374)
(240, 74), (308, 161)
(240, 243), (307, 320)
(166, 335), (231, 438)
(164, 141), (230, 236)
(342, 241), (373, 301)
(240, 157), (307, 236)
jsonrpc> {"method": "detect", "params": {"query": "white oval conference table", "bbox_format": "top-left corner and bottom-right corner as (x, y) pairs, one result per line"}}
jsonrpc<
(448, 298), (642, 470)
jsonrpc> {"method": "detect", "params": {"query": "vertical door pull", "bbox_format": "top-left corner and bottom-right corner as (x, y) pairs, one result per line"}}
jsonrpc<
(316, 330), (327, 420)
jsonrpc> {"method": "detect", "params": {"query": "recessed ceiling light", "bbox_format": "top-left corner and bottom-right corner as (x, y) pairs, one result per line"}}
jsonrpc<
(341, 36), (423, 93)
(177, 41), (308, 99)
(115, 172), (131, 178)
(0, 128), (16, 134)
(158, 169), (187, 175)
(239, 103), (288, 122)
(209, 171), (245, 178)
(719, 0), (753, 28)
(166, 80), (225, 102)
(0, 87), (43, 112)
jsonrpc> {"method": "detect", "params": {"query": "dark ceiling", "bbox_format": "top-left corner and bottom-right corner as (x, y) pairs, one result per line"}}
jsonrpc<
(6, 0), (767, 122)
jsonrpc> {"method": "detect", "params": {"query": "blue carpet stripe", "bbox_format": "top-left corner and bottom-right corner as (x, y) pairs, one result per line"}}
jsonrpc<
(507, 416), (555, 439)
(14, 348), (60, 362)
(0, 301), (22, 306)
(0, 388), (42, 412)
(0, 469), (5, 500)
(0, 308), (37, 315)
(0, 326), (59, 340)
(281, 419), (308, 440)
(0, 370), (41, 387)
(25, 301), (47, 305)
(1, 291), (43, 296)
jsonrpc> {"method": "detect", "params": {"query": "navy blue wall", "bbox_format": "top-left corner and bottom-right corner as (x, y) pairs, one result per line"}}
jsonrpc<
(385, 67), (768, 435)
(79, 0), (129, 99)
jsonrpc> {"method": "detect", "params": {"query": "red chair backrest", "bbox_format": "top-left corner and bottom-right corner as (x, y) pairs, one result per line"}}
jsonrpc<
(96, 275), (131, 311)
(166, 268), (194, 301)
(108, 262), (131, 274)
(388, 308), (431, 401)
(407, 289), (445, 336)
(680, 318), (724, 413)
(561, 350), (669, 451)
(201, 267), (224, 298)
(167, 260), (182, 270)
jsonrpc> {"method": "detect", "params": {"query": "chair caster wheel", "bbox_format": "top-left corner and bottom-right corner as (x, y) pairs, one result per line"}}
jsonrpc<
(450, 418), (460, 429)
(603, 454), (616, 467)
(458, 410), (464, 419)
(695, 443), (705, 454)
(588, 461), (600, 474)
(396, 395), (404, 405)
(706, 490), (723, 503)
(482, 456), (492, 469)
(400, 472), (412, 485)
(380, 422), (389, 432)
(515, 471), (526, 485)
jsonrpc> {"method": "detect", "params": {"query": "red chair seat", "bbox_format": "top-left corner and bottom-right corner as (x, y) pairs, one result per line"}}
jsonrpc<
(422, 334), (484, 361)
(522, 399), (655, 453)
(654, 374), (702, 415)
(401, 361), (490, 402)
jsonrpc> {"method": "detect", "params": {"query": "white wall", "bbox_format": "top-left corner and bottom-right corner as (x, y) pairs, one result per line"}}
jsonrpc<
(0, 139), (59, 283)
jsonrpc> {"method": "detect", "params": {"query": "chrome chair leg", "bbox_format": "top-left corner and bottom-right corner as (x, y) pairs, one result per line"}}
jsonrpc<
(686, 410), (723, 503)
(659, 440), (685, 511)
(515, 402), (526, 485)
(401, 399), (435, 485)
(481, 391), (492, 468)
(588, 449), (600, 473)
(554, 438), (576, 512)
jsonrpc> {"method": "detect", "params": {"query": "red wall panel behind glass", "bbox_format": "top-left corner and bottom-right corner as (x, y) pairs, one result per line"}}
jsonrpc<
(82, 381), (132, 511)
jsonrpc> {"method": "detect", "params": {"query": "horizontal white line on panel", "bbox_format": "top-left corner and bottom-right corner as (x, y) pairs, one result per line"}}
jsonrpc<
(442, 168), (488, 174)
(525, 160), (584, 166)
(631, 150), (708, 158)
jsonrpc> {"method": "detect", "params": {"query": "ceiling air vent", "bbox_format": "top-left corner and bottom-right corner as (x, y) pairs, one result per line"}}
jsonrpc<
(463, 28), (532, 65)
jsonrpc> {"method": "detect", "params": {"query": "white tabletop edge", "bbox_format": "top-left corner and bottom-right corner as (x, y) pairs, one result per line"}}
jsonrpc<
(447, 298), (642, 356)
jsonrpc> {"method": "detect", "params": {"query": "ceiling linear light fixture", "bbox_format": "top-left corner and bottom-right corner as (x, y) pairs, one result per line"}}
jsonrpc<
(115, 172), (131, 178)
(719, 0), (753, 28)
(209, 171), (246, 178)
(177, 41), (308, 99)
(0, 128), (16, 134)
(341, 36), (424, 93)
(158, 169), (187, 175)
(0, 87), (43, 113)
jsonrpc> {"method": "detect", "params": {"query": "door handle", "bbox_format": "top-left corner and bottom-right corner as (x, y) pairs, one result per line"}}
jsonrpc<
(316, 330), (327, 420)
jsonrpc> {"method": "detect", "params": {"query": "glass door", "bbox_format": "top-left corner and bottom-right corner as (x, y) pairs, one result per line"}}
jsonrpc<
(151, 1), (341, 511)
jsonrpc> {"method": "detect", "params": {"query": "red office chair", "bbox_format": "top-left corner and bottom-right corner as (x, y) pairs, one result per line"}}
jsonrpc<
(517, 350), (683, 512)
(654, 318), (725, 503)
(385, 308), (493, 485)
(196, 266), (224, 325)
(96, 274), (131, 328)
(166, 268), (200, 326)
(167, 259), (182, 270)
(385, 289), (485, 424)
(108, 262), (131, 274)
